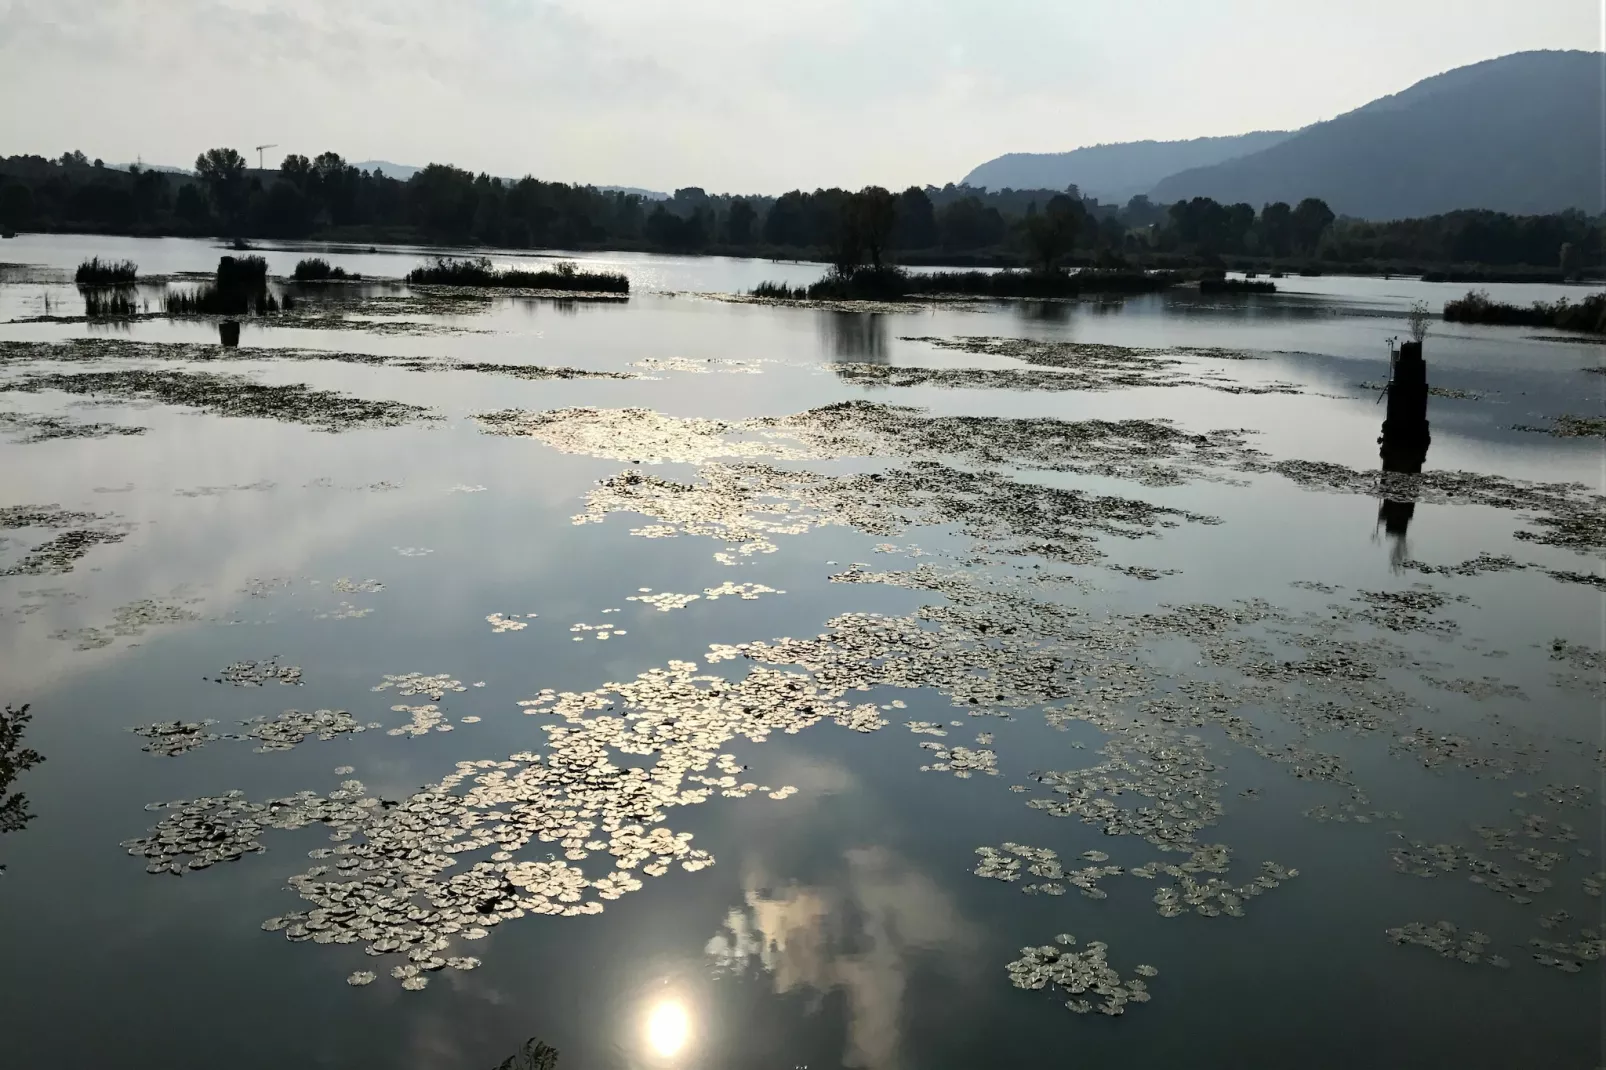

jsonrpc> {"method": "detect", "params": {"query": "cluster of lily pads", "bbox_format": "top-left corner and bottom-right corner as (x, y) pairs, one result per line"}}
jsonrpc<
(1006, 934), (1158, 1016)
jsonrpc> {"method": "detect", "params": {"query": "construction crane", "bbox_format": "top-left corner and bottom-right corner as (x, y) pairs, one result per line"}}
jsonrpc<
(255, 144), (278, 171)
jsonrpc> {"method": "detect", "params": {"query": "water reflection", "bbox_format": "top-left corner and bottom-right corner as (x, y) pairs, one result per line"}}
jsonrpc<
(644, 998), (692, 1059)
(705, 847), (974, 1069)
(0, 702), (43, 871)
(492, 1036), (560, 1070)
(218, 319), (241, 347)
(821, 311), (888, 363)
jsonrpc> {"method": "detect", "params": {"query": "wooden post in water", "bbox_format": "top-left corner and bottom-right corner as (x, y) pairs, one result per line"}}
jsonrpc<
(1381, 340), (1430, 451)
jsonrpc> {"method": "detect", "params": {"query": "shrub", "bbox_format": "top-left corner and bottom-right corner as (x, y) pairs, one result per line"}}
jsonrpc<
(216, 254), (268, 289)
(75, 258), (137, 284)
(293, 257), (354, 282)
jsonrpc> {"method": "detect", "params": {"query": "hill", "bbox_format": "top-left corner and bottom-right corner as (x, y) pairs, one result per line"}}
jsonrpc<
(352, 160), (420, 180)
(1148, 50), (1603, 219)
(960, 131), (1292, 202)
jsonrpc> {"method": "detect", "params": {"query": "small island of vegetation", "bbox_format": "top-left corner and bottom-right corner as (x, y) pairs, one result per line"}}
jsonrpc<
(293, 257), (358, 282)
(1442, 289), (1606, 335)
(74, 257), (137, 284)
(405, 257), (629, 293)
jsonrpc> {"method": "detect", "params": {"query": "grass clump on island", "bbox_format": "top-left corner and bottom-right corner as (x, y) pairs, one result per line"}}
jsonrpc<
(74, 258), (138, 284)
(753, 265), (1183, 302)
(1442, 289), (1606, 334)
(405, 257), (629, 293)
(293, 257), (359, 282)
(1199, 276), (1276, 294)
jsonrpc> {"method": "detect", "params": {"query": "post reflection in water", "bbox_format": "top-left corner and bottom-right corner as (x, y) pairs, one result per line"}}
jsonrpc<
(821, 310), (888, 364)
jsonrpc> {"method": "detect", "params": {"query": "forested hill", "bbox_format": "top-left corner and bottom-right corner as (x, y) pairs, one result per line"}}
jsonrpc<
(962, 131), (1291, 203)
(1149, 50), (1602, 218)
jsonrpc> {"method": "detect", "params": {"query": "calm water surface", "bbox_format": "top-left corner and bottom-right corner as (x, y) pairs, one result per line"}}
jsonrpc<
(0, 237), (1602, 1069)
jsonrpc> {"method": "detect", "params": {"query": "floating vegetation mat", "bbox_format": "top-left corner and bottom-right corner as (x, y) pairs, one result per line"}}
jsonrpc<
(1, 529), (126, 577)
(3, 368), (436, 432)
(897, 335), (1304, 394)
(1512, 414), (1606, 439)
(1007, 934), (1156, 1016)
(0, 338), (631, 394)
(479, 400), (1260, 487)
(0, 408), (146, 443)
(210, 657), (303, 686)
(1357, 380), (1488, 401)
(632, 357), (767, 375)
(1386, 921), (1510, 967)
(50, 593), (203, 650)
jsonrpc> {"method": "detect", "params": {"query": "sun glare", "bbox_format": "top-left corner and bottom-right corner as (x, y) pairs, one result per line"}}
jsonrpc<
(645, 998), (691, 1058)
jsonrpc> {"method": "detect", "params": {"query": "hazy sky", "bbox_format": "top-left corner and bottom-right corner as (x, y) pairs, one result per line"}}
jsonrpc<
(1, 0), (1598, 192)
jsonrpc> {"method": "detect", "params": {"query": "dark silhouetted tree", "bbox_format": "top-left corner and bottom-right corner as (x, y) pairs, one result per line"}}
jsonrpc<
(174, 183), (211, 228)
(726, 198), (756, 244)
(855, 186), (897, 270)
(1257, 201), (1293, 257)
(892, 186), (936, 249)
(1021, 193), (1085, 273)
(0, 183), (34, 230)
(1292, 197), (1335, 255)
(195, 147), (248, 225)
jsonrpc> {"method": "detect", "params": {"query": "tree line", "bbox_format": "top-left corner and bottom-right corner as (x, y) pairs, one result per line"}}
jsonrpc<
(1, 147), (1598, 274)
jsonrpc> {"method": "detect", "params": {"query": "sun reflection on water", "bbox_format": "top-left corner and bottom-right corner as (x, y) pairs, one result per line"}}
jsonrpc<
(645, 997), (691, 1059)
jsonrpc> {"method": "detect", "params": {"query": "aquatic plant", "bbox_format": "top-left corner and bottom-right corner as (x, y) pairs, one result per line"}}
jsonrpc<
(1198, 277), (1277, 294)
(74, 257), (137, 283)
(405, 256), (629, 293)
(293, 257), (355, 281)
(750, 280), (808, 299)
(1443, 289), (1606, 334)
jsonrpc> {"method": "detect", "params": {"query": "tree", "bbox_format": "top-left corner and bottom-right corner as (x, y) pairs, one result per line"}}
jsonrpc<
(763, 191), (810, 247)
(194, 147), (248, 224)
(1258, 201), (1293, 257)
(174, 183), (211, 228)
(1291, 197), (1335, 255)
(280, 154), (314, 192)
(726, 198), (755, 245)
(1122, 194), (1165, 229)
(59, 150), (87, 167)
(854, 186), (897, 271)
(1020, 193), (1084, 273)
(892, 186), (936, 249)
(0, 183), (34, 230)
(938, 196), (1006, 250)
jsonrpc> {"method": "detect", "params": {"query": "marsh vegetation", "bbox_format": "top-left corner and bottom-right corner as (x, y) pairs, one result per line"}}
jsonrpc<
(405, 257), (629, 293)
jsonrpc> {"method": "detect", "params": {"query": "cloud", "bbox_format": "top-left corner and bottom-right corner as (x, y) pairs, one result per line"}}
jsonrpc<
(0, 0), (1595, 191)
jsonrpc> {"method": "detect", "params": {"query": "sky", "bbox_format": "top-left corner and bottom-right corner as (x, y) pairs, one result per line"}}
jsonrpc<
(0, 0), (1599, 193)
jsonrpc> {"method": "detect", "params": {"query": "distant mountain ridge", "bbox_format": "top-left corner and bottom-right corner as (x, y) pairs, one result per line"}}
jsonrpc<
(1148, 50), (1603, 218)
(961, 131), (1292, 202)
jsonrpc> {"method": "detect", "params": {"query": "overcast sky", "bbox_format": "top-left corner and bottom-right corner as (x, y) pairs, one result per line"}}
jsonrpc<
(0, 0), (1598, 192)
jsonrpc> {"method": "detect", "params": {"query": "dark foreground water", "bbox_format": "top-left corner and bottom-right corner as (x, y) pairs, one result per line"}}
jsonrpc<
(0, 237), (1602, 1070)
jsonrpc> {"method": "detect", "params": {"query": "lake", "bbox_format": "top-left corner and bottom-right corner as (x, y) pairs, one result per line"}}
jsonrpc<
(0, 235), (1601, 1069)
